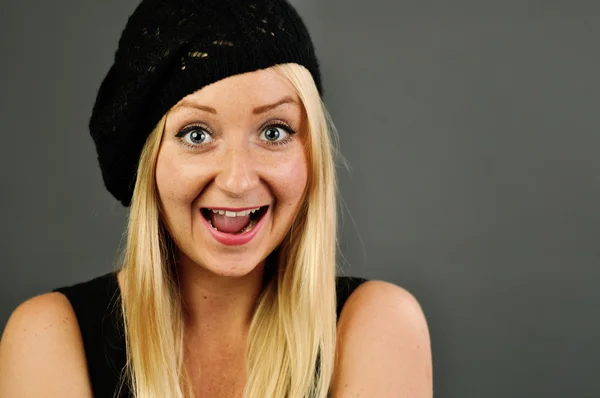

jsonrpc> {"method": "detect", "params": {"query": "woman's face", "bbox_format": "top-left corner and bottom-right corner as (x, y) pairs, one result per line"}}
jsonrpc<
(156, 67), (309, 277)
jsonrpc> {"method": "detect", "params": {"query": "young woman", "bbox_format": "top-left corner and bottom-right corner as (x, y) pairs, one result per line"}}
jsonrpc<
(0, 1), (432, 397)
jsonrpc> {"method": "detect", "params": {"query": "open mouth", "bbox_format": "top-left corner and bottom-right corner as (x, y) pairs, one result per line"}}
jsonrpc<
(200, 205), (269, 235)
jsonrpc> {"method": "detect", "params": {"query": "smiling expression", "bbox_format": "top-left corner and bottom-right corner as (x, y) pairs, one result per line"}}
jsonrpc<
(155, 67), (309, 277)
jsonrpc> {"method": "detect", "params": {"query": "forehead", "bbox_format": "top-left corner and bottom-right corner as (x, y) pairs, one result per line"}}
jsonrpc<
(172, 67), (300, 112)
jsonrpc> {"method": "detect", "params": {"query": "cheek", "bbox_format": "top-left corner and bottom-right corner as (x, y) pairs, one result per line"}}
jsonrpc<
(270, 150), (309, 209)
(155, 148), (206, 211)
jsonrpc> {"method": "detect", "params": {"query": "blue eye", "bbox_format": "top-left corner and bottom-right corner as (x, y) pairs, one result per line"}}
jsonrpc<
(176, 125), (213, 146)
(259, 124), (294, 143)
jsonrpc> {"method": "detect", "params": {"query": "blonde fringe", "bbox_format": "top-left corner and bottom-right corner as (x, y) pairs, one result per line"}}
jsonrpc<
(119, 63), (340, 398)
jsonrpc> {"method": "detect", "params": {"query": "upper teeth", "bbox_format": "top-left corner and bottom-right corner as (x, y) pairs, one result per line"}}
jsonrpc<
(211, 207), (261, 217)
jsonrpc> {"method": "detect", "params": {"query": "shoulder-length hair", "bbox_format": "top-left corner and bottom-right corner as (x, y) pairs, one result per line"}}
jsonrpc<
(119, 63), (340, 398)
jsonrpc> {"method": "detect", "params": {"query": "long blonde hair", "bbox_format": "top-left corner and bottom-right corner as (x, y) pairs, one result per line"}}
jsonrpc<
(119, 63), (340, 397)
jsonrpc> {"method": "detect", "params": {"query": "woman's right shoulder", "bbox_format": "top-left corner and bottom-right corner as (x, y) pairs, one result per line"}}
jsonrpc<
(0, 292), (93, 397)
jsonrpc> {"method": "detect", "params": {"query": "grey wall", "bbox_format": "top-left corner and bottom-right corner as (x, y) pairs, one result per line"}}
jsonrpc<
(1, 1), (599, 397)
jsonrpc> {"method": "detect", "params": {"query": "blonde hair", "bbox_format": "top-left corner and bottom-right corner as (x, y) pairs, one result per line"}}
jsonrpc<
(119, 63), (340, 397)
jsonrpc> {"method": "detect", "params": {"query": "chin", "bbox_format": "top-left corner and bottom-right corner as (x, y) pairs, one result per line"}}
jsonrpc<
(182, 249), (268, 279)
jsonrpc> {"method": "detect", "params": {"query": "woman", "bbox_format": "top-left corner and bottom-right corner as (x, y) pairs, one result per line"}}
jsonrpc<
(0, 0), (432, 397)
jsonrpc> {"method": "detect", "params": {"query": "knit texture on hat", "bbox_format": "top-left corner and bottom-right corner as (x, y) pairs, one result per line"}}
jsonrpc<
(89, 0), (322, 206)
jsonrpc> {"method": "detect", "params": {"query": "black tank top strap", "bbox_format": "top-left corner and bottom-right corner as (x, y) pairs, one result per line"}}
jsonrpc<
(53, 273), (129, 397)
(335, 276), (368, 320)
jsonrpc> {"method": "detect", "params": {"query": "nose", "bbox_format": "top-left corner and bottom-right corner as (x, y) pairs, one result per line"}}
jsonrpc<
(214, 144), (259, 198)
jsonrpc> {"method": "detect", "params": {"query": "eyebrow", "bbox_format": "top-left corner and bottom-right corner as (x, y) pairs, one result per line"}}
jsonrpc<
(175, 96), (298, 115)
(252, 96), (298, 114)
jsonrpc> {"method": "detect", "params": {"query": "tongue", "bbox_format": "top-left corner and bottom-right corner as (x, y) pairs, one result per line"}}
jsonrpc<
(210, 213), (251, 234)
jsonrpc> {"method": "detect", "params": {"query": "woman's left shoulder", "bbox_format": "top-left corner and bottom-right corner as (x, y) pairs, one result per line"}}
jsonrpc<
(339, 280), (429, 328)
(332, 280), (433, 397)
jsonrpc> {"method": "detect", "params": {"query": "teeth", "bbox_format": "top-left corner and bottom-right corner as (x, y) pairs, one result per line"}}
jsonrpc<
(208, 212), (259, 234)
(239, 217), (258, 234)
(208, 207), (261, 217)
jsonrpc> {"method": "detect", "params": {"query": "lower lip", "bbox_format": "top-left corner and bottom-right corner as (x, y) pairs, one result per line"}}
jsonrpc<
(200, 207), (269, 246)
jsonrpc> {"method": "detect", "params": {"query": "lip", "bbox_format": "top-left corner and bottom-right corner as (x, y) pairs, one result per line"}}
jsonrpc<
(200, 206), (269, 246)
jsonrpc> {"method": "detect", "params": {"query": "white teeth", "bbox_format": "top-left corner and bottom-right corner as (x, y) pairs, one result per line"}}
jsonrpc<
(239, 217), (258, 234)
(207, 207), (262, 217)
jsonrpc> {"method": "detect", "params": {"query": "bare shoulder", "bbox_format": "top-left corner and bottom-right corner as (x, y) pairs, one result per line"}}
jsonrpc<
(0, 292), (92, 397)
(332, 280), (433, 398)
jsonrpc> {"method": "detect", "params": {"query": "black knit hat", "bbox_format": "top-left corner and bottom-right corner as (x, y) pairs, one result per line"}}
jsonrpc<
(89, 0), (322, 207)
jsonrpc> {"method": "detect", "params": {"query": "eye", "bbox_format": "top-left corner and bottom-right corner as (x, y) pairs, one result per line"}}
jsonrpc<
(176, 125), (213, 146)
(259, 124), (293, 143)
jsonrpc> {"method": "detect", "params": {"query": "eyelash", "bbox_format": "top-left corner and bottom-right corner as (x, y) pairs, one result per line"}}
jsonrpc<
(174, 120), (296, 150)
(262, 121), (296, 146)
(175, 123), (213, 150)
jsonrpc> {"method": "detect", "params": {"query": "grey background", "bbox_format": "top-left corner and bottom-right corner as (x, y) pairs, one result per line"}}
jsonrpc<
(1, 1), (599, 397)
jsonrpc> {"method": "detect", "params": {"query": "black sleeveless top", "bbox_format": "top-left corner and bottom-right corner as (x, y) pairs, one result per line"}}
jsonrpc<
(54, 273), (367, 397)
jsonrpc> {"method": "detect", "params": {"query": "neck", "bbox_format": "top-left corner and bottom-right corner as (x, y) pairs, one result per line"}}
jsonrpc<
(176, 254), (267, 342)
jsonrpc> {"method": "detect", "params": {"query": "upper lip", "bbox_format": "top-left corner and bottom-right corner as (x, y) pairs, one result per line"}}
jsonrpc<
(201, 205), (268, 211)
